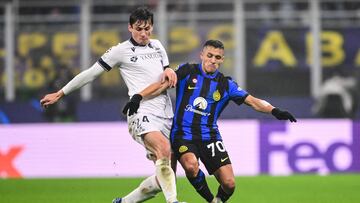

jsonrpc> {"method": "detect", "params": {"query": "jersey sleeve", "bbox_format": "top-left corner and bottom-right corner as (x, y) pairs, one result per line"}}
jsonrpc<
(228, 78), (249, 105)
(175, 63), (192, 80)
(97, 44), (123, 71)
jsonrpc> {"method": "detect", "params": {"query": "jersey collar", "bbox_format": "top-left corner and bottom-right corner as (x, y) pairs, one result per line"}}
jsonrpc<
(129, 37), (147, 47)
(198, 63), (219, 79)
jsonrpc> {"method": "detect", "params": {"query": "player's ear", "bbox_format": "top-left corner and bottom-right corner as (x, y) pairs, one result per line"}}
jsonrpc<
(128, 23), (132, 32)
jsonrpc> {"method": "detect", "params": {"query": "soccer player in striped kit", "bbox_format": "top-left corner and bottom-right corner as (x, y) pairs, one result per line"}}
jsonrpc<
(123, 39), (297, 203)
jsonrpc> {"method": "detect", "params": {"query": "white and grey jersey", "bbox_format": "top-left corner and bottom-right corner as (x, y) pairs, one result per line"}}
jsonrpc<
(98, 38), (173, 119)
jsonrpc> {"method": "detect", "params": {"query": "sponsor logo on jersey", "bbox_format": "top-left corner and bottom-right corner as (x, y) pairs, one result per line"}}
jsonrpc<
(179, 145), (188, 153)
(193, 97), (208, 110)
(213, 90), (221, 101)
(139, 52), (162, 60)
(185, 104), (211, 116)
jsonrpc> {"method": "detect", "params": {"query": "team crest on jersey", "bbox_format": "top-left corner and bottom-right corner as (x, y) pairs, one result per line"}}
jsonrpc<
(130, 56), (138, 62)
(192, 78), (198, 83)
(179, 145), (188, 153)
(193, 97), (208, 110)
(213, 90), (221, 101)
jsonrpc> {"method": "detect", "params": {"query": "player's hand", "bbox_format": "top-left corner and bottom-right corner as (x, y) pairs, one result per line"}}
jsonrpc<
(40, 90), (64, 108)
(271, 108), (297, 122)
(122, 94), (143, 116)
(161, 68), (177, 88)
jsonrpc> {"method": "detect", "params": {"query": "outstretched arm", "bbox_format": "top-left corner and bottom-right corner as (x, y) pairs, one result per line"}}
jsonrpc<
(244, 95), (297, 122)
(40, 63), (105, 108)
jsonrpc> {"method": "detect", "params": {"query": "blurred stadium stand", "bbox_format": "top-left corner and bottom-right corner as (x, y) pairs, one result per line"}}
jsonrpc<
(0, 0), (359, 123)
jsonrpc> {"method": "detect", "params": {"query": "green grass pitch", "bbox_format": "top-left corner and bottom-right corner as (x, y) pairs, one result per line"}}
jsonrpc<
(1, 174), (360, 203)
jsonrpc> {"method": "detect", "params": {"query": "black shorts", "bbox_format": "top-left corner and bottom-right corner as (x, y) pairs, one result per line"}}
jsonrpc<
(172, 139), (231, 175)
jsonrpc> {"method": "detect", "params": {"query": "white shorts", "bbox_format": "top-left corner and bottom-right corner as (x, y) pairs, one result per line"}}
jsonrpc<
(127, 113), (173, 159)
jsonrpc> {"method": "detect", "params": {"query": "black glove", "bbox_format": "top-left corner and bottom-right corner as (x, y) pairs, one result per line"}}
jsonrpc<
(122, 94), (143, 116)
(271, 108), (297, 122)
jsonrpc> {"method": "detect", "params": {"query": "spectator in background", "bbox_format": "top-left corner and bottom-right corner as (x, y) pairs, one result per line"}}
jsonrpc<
(313, 70), (358, 118)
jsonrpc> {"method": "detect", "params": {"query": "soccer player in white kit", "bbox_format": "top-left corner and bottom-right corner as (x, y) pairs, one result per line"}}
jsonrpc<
(40, 7), (184, 203)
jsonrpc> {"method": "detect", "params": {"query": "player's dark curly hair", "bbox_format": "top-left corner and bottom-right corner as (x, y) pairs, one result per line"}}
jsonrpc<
(203, 39), (225, 50)
(129, 6), (154, 26)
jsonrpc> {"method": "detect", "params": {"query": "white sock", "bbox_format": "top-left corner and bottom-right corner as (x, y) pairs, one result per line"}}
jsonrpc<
(155, 158), (178, 203)
(122, 175), (161, 203)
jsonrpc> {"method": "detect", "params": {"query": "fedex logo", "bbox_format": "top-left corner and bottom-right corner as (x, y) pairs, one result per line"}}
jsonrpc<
(259, 121), (360, 175)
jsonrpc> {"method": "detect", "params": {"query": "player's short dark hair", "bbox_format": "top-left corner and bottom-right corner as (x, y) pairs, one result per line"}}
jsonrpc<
(203, 40), (224, 50)
(129, 7), (154, 26)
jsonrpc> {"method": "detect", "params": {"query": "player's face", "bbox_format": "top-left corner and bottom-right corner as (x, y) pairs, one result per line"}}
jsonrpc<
(128, 20), (153, 45)
(200, 46), (224, 74)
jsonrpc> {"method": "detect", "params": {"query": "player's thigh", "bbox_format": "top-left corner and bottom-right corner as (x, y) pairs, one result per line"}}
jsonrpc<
(127, 113), (171, 159)
(199, 140), (232, 175)
(143, 131), (171, 157)
(172, 139), (200, 175)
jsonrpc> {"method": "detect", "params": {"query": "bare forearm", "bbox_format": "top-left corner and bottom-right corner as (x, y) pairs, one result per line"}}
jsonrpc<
(139, 81), (170, 99)
(245, 95), (297, 122)
(245, 95), (274, 113)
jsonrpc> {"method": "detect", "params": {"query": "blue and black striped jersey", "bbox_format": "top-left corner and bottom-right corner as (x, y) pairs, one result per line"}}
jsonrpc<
(170, 63), (249, 142)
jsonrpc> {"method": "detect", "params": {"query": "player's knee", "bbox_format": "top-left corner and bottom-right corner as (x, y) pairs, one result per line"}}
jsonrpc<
(222, 177), (236, 193)
(154, 140), (171, 159)
(183, 160), (199, 177)
(156, 146), (170, 159)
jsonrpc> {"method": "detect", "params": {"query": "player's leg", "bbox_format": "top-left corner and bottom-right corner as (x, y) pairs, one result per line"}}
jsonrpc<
(174, 140), (214, 202)
(143, 131), (179, 203)
(114, 114), (177, 203)
(213, 164), (236, 202)
(179, 153), (214, 202)
(114, 174), (161, 203)
(198, 140), (234, 203)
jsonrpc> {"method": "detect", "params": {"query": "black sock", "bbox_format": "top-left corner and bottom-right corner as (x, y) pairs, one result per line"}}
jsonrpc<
(216, 185), (234, 202)
(187, 169), (214, 202)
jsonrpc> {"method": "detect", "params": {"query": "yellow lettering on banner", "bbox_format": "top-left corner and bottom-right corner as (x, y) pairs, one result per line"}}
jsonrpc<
(170, 27), (199, 53)
(23, 68), (46, 89)
(208, 25), (234, 49)
(307, 31), (344, 67)
(53, 32), (78, 58)
(18, 33), (47, 57)
(253, 31), (297, 67)
(355, 49), (360, 67)
(2, 71), (21, 87)
(40, 55), (56, 81)
(91, 31), (120, 55)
